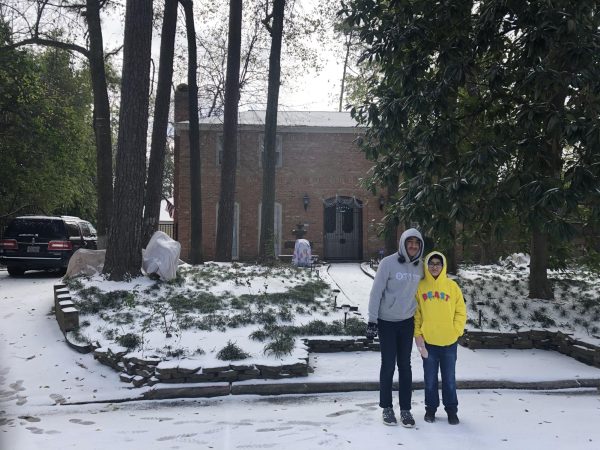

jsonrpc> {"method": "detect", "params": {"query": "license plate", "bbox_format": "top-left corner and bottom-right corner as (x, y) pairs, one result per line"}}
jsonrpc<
(27, 246), (40, 253)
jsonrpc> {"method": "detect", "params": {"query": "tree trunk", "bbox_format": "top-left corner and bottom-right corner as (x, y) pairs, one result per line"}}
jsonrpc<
(142, 0), (178, 247)
(338, 30), (353, 112)
(258, 0), (285, 261)
(85, 0), (113, 249)
(527, 84), (565, 299)
(181, 0), (203, 264)
(215, 0), (243, 262)
(529, 225), (554, 299)
(383, 175), (399, 256)
(103, 0), (154, 280)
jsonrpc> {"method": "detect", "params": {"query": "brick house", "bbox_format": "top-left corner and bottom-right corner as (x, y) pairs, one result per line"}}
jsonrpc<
(173, 84), (387, 262)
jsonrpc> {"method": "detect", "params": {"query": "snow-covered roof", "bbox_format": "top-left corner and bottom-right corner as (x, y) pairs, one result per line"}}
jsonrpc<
(176, 111), (363, 132)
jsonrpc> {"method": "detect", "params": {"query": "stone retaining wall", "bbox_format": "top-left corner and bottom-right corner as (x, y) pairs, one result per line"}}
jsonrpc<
(54, 283), (79, 333)
(459, 330), (600, 368)
(303, 337), (380, 352)
(92, 347), (310, 387)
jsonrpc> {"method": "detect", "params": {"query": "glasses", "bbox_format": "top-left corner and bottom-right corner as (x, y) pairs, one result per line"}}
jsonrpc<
(428, 262), (443, 268)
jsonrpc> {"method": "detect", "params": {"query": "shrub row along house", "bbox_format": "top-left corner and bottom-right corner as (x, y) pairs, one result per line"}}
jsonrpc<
(173, 84), (386, 262)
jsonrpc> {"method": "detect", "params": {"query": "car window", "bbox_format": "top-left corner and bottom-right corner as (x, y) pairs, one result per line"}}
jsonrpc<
(80, 222), (91, 237)
(5, 218), (65, 239)
(66, 222), (82, 238)
(86, 222), (97, 235)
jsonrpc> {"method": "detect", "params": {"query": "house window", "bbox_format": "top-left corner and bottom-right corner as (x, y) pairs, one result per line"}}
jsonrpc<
(258, 134), (282, 168)
(216, 133), (240, 167)
(258, 202), (282, 256)
(215, 201), (240, 259)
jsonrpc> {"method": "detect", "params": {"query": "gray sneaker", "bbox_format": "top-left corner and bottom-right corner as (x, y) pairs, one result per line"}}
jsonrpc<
(382, 407), (398, 426)
(400, 410), (415, 428)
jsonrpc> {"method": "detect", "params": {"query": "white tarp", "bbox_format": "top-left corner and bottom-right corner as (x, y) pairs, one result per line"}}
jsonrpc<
(65, 249), (106, 278)
(142, 231), (181, 281)
(292, 239), (312, 267)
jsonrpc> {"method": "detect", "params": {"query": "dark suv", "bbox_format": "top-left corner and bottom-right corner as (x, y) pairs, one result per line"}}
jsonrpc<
(0, 215), (97, 276)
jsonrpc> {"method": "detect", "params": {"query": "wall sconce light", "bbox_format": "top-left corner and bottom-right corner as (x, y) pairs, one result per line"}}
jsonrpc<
(379, 195), (385, 210)
(303, 193), (310, 211)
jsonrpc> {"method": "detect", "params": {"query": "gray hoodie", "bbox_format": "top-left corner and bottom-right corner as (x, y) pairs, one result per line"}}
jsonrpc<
(368, 228), (424, 323)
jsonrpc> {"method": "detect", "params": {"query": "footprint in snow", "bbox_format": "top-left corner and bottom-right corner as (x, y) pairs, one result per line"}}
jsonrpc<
(9, 380), (25, 392)
(326, 409), (358, 417)
(50, 393), (66, 405)
(69, 418), (95, 425)
(18, 415), (40, 422)
(255, 426), (294, 432)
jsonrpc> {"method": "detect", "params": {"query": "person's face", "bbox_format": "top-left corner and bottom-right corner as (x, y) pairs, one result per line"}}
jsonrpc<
(428, 258), (443, 278)
(405, 237), (421, 258)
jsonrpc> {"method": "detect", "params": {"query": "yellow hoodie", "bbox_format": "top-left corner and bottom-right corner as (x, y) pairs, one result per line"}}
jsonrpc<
(414, 252), (466, 346)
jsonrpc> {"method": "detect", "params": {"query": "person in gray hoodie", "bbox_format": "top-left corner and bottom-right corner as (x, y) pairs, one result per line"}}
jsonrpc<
(367, 228), (424, 427)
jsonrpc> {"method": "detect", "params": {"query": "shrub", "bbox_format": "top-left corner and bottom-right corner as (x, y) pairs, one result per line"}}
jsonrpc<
(250, 329), (269, 342)
(76, 288), (135, 314)
(116, 333), (140, 350)
(263, 333), (295, 357)
(216, 341), (250, 361)
(530, 310), (556, 328)
(343, 317), (366, 336)
(301, 320), (331, 335)
(277, 305), (294, 322)
(168, 291), (223, 314)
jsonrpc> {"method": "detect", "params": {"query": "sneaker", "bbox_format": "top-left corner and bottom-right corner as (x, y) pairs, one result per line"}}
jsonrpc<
(382, 407), (398, 426)
(400, 410), (415, 428)
(447, 411), (460, 425)
(424, 409), (436, 423)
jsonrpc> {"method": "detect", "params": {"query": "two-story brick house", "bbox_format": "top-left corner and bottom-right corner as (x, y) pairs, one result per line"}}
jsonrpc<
(173, 84), (387, 262)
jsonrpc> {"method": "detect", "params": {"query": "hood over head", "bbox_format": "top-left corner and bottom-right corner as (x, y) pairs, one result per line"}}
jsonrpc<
(398, 228), (424, 263)
(424, 251), (447, 282)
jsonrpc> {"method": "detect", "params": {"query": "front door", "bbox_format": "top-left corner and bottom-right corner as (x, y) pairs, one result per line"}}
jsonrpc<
(323, 196), (363, 261)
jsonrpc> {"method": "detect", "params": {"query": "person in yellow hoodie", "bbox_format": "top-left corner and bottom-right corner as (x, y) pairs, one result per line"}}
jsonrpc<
(414, 252), (466, 425)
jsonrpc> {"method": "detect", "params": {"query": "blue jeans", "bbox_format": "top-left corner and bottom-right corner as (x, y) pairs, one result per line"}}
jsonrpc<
(422, 341), (458, 413)
(378, 318), (414, 410)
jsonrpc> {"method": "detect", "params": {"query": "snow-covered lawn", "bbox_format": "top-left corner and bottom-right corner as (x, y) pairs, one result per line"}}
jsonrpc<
(63, 263), (363, 369)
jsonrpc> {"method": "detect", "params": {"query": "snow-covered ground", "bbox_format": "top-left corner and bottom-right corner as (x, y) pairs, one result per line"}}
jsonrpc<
(4, 390), (600, 450)
(2, 264), (600, 449)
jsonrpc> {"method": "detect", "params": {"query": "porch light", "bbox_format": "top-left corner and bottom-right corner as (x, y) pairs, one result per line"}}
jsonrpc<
(379, 195), (385, 210)
(303, 193), (310, 211)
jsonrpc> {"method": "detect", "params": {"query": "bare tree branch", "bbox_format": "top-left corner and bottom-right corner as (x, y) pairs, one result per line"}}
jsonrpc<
(0, 36), (89, 56)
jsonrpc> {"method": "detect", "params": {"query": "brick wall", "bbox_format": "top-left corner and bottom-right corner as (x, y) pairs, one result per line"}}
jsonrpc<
(173, 87), (387, 262)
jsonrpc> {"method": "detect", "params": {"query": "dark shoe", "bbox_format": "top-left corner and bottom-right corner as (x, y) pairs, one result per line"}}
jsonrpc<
(400, 410), (415, 428)
(447, 411), (460, 425)
(382, 407), (398, 426)
(424, 409), (436, 423)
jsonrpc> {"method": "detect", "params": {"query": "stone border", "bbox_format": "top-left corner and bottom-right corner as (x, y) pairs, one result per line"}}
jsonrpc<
(459, 330), (600, 368)
(303, 337), (379, 352)
(54, 283), (80, 334)
(91, 347), (310, 388)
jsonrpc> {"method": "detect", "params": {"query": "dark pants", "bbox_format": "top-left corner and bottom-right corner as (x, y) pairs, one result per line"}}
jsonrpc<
(378, 317), (414, 410)
(422, 341), (458, 413)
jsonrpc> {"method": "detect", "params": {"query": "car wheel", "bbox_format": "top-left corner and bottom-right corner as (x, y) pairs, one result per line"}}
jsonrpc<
(7, 266), (25, 277)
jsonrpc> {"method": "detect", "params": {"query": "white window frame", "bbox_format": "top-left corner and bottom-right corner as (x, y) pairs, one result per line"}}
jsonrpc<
(257, 202), (282, 256)
(258, 134), (282, 168)
(215, 201), (240, 260)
